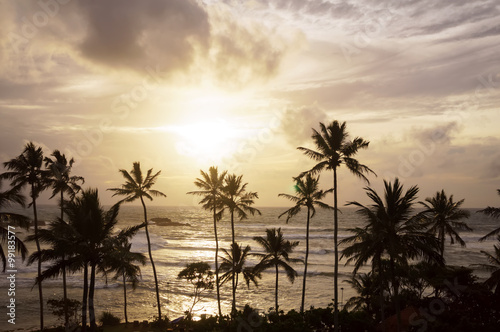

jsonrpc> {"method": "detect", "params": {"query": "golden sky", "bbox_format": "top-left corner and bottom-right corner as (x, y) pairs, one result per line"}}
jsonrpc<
(1, 0), (499, 207)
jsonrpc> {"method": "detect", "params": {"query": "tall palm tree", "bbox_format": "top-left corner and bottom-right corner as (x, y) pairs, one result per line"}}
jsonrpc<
(253, 228), (301, 312)
(341, 178), (442, 332)
(220, 174), (261, 314)
(108, 162), (166, 321)
(34, 189), (130, 332)
(0, 179), (29, 272)
(105, 236), (146, 325)
(219, 243), (261, 313)
(278, 174), (332, 313)
(187, 166), (227, 316)
(44, 150), (84, 330)
(298, 121), (374, 331)
(479, 189), (500, 241)
(1, 142), (49, 330)
(419, 190), (471, 259)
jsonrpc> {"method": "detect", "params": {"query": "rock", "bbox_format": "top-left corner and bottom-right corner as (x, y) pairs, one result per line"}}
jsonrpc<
(150, 217), (190, 227)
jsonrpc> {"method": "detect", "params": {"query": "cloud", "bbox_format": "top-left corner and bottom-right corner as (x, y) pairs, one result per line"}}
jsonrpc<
(0, 0), (301, 89)
(280, 105), (327, 146)
(410, 122), (460, 145)
(77, 0), (210, 74)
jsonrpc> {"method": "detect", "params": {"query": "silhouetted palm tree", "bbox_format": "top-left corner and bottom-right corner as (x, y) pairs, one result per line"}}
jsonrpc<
(298, 121), (374, 331)
(419, 190), (471, 259)
(63, 189), (123, 331)
(219, 243), (261, 313)
(108, 162), (166, 320)
(44, 150), (84, 330)
(220, 174), (261, 314)
(253, 228), (301, 312)
(479, 189), (500, 241)
(1, 142), (49, 330)
(476, 235), (500, 296)
(105, 237), (146, 325)
(342, 179), (442, 332)
(343, 272), (379, 313)
(278, 174), (332, 313)
(187, 166), (227, 316)
(0, 179), (29, 272)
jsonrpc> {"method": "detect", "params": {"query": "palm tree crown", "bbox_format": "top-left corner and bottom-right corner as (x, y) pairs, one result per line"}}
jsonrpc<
(297, 121), (374, 180)
(419, 190), (471, 258)
(219, 243), (261, 291)
(221, 173), (261, 242)
(253, 228), (301, 312)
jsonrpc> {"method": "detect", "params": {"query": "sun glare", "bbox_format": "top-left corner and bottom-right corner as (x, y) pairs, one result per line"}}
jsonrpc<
(171, 119), (244, 164)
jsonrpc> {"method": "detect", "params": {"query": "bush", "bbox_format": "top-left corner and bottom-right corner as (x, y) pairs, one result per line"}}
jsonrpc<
(99, 311), (121, 326)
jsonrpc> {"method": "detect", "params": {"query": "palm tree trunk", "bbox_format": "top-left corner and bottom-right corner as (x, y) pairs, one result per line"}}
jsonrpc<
(82, 264), (88, 332)
(140, 196), (162, 321)
(333, 167), (339, 332)
(32, 192), (44, 331)
(301, 208), (311, 314)
(61, 191), (69, 331)
(389, 258), (401, 332)
(213, 197), (222, 317)
(89, 263), (97, 331)
(377, 258), (386, 332)
(275, 264), (279, 312)
(122, 271), (128, 324)
(440, 227), (445, 259)
(231, 210), (236, 315)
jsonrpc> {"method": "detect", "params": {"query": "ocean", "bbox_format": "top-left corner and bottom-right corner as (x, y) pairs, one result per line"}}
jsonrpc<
(1, 205), (498, 331)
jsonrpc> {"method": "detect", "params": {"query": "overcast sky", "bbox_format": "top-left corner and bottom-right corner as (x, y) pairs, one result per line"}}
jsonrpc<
(1, 0), (499, 208)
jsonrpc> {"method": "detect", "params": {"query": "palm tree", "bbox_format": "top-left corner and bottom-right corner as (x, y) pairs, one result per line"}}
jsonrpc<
(105, 236), (146, 325)
(219, 243), (261, 313)
(29, 189), (122, 332)
(220, 174), (261, 314)
(0, 179), (29, 272)
(108, 162), (166, 320)
(343, 272), (379, 313)
(341, 178), (442, 332)
(476, 235), (500, 296)
(419, 190), (471, 259)
(278, 174), (332, 313)
(187, 166), (227, 316)
(1, 142), (49, 330)
(298, 121), (374, 331)
(44, 150), (84, 330)
(253, 228), (301, 312)
(479, 189), (500, 241)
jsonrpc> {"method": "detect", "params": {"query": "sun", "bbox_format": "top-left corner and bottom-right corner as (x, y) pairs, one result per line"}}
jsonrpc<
(172, 119), (244, 164)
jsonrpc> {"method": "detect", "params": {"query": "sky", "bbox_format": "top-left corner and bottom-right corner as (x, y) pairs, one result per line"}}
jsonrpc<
(0, 0), (499, 208)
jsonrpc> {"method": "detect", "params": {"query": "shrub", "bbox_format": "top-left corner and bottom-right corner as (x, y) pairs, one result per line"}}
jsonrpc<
(99, 311), (121, 326)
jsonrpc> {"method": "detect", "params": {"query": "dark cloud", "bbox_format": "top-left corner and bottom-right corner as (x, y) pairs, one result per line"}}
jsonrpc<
(280, 105), (327, 146)
(0, 0), (302, 90)
(77, 0), (210, 73)
(411, 122), (459, 145)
